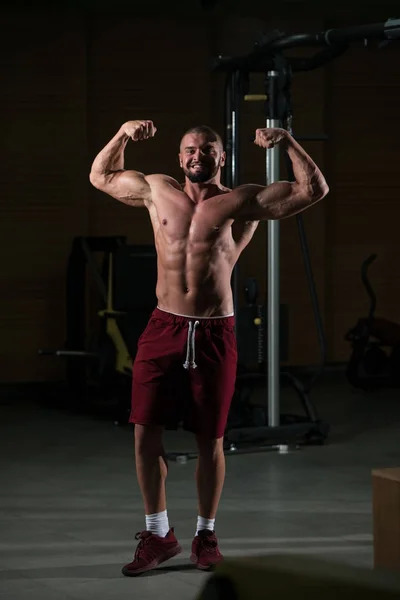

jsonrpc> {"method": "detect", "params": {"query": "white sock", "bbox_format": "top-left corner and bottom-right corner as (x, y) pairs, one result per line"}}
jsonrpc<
(196, 515), (215, 536)
(145, 510), (170, 537)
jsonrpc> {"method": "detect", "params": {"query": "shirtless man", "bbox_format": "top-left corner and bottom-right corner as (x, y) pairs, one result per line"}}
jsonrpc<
(89, 120), (328, 576)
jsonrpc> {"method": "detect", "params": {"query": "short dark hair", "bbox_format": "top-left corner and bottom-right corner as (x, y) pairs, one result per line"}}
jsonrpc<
(181, 125), (223, 149)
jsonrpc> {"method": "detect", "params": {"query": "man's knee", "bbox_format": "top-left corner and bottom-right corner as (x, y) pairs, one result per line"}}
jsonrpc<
(195, 434), (224, 459)
(134, 424), (164, 455)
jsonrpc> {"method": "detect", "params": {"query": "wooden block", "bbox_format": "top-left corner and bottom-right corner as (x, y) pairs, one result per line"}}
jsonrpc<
(373, 468), (400, 570)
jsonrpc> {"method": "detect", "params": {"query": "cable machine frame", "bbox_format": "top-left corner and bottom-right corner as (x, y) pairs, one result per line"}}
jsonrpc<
(213, 18), (400, 450)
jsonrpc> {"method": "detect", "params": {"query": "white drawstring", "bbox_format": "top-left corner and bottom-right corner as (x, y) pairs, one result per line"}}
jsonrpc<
(183, 320), (200, 369)
(183, 322), (193, 369)
(191, 321), (199, 368)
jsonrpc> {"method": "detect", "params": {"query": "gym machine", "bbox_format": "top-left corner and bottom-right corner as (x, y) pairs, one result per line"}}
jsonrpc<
(345, 254), (400, 392)
(39, 236), (157, 421)
(213, 18), (400, 451)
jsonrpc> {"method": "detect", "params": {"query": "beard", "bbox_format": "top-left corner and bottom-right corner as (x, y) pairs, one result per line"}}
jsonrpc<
(183, 162), (217, 183)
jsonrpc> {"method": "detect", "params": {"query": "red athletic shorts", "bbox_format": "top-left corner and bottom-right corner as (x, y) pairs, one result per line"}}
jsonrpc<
(129, 307), (237, 439)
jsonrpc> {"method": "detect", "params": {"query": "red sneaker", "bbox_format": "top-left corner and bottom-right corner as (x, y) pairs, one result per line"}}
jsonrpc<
(122, 528), (182, 576)
(190, 530), (223, 571)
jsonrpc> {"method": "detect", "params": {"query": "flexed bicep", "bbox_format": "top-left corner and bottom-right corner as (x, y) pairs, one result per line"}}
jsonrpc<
(226, 182), (298, 221)
(226, 127), (329, 221)
(227, 179), (324, 222)
(97, 170), (152, 207)
(89, 120), (156, 207)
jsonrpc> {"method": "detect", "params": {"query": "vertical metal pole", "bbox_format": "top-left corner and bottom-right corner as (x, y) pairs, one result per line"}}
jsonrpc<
(266, 70), (281, 427)
(224, 71), (240, 188)
(231, 72), (240, 189)
(225, 71), (240, 317)
(224, 75), (233, 189)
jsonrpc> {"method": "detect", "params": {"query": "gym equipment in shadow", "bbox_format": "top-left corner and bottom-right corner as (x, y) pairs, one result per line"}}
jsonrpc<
(345, 254), (400, 391)
(39, 236), (157, 421)
(212, 17), (400, 453)
(227, 276), (328, 448)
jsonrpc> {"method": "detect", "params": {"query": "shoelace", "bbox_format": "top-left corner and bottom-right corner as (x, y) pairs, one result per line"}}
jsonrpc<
(134, 531), (157, 561)
(199, 533), (218, 553)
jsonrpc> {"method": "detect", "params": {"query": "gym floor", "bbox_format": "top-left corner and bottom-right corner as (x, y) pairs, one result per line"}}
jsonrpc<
(1, 371), (400, 600)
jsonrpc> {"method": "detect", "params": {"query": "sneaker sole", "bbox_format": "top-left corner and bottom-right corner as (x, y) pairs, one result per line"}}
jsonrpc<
(190, 553), (219, 571)
(122, 544), (182, 577)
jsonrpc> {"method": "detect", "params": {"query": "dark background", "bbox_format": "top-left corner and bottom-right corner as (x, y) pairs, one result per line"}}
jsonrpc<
(2, 0), (400, 383)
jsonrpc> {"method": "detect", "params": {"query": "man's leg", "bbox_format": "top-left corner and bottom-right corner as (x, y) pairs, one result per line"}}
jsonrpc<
(134, 424), (168, 517)
(122, 425), (182, 576)
(195, 434), (225, 523)
(189, 317), (237, 570)
(123, 309), (186, 576)
(129, 311), (181, 537)
(189, 434), (226, 570)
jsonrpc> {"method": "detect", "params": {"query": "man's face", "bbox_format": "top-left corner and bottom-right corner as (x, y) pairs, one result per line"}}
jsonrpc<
(179, 133), (226, 183)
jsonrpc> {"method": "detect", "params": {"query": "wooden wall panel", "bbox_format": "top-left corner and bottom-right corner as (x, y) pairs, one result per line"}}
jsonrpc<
(0, 13), (88, 382)
(4, 10), (400, 383)
(86, 16), (213, 241)
(326, 42), (400, 361)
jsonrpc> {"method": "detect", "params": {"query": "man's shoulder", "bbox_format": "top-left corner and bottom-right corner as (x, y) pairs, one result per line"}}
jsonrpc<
(219, 183), (264, 203)
(233, 183), (265, 193)
(146, 174), (182, 190)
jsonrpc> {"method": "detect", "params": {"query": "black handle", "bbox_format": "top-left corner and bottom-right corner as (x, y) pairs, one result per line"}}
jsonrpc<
(324, 22), (386, 45)
(213, 19), (399, 75)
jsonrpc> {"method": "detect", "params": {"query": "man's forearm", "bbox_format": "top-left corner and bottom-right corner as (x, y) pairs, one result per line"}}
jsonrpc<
(284, 132), (328, 198)
(90, 126), (129, 181)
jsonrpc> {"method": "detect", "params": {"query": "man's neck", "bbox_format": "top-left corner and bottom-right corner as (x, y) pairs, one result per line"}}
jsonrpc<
(184, 178), (223, 203)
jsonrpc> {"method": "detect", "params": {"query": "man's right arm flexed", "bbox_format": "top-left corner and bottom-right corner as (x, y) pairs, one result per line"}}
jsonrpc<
(89, 120), (156, 207)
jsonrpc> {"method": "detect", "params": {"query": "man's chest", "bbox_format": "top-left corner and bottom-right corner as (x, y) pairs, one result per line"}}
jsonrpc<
(149, 196), (232, 244)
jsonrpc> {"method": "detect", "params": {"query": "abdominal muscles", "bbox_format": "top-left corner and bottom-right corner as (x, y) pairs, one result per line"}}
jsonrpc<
(155, 229), (236, 317)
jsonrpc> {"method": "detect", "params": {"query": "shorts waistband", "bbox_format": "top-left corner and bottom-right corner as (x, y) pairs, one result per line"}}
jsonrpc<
(154, 306), (235, 327)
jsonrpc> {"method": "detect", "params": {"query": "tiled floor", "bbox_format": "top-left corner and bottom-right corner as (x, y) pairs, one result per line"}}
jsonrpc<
(1, 373), (400, 599)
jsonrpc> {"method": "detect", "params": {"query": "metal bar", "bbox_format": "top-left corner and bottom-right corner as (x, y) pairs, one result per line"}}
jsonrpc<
(232, 72), (240, 317)
(266, 70), (281, 428)
(213, 18), (398, 76)
(55, 351), (98, 358)
(231, 76), (239, 188)
(225, 71), (241, 318)
(224, 71), (240, 188)
(38, 350), (98, 358)
(224, 75), (233, 188)
(324, 21), (386, 45)
(282, 126), (327, 391)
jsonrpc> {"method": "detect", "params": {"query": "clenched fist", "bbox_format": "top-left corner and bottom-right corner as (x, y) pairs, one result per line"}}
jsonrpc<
(123, 120), (157, 141)
(254, 127), (287, 149)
